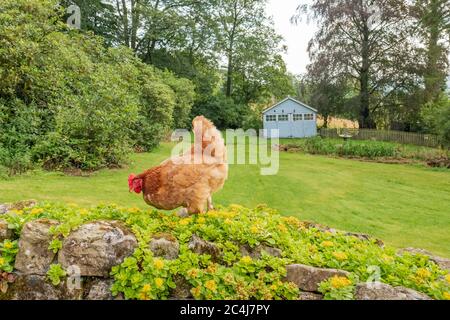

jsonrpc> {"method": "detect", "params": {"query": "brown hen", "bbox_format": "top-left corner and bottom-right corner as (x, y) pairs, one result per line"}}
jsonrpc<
(128, 116), (228, 215)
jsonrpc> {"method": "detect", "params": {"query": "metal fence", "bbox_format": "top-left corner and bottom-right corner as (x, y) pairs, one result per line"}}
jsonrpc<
(320, 128), (441, 148)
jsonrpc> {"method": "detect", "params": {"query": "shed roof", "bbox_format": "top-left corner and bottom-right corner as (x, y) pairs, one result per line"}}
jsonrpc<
(262, 97), (318, 114)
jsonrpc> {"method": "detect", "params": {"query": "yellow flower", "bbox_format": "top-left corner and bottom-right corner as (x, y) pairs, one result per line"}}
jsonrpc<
(445, 274), (450, 284)
(282, 216), (303, 228)
(10, 209), (23, 215)
(191, 286), (202, 297)
(206, 264), (217, 273)
(141, 284), (151, 293)
(218, 212), (227, 219)
(207, 211), (219, 218)
(263, 292), (273, 300)
(155, 278), (164, 289)
(330, 276), (352, 289)
(3, 242), (13, 250)
(333, 252), (348, 261)
(205, 280), (217, 292)
(240, 256), (253, 264)
(197, 217), (206, 224)
(127, 207), (140, 214)
(277, 224), (288, 233)
(321, 241), (334, 248)
(250, 226), (259, 234)
(154, 258), (165, 270)
(220, 211), (237, 219)
(167, 221), (177, 228)
(443, 292), (450, 300)
(0, 257), (5, 265)
(224, 219), (232, 225)
(179, 218), (191, 226)
(270, 284), (278, 291)
(30, 208), (44, 215)
(416, 268), (431, 279)
(78, 209), (89, 215)
(229, 204), (243, 212)
(187, 268), (199, 278)
(139, 292), (148, 300)
(382, 254), (394, 262)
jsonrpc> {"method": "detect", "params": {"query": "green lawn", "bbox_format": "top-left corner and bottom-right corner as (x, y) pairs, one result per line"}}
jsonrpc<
(1, 143), (449, 257)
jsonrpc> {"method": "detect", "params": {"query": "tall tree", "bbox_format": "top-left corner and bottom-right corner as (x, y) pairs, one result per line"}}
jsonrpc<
(294, 0), (415, 128)
(412, 0), (450, 104)
(64, 0), (294, 123)
(215, 0), (272, 98)
(231, 27), (293, 104)
(109, 0), (207, 57)
(308, 79), (348, 128)
(62, 0), (118, 45)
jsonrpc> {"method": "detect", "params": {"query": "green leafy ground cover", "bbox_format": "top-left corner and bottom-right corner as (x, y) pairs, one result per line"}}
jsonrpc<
(1, 203), (449, 300)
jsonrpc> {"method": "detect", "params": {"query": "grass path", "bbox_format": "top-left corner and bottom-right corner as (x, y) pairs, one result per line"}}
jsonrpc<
(1, 143), (449, 257)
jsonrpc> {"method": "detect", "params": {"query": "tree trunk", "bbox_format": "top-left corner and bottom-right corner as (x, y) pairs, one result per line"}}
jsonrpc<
(147, 39), (157, 64)
(323, 115), (329, 129)
(225, 1), (239, 98)
(359, 21), (375, 129)
(130, 0), (139, 51)
(226, 51), (233, 97)
(424, 2), (443, 104)
(120, 0), (130, 47)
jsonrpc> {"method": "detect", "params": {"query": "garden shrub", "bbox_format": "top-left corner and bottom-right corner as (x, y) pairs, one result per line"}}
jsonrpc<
(133, 70), (176, 151)
(1, 203), (449, 300)
(421, 94), (450, 147)
(158, 70), (196, 130)
(0, 99), (42, 175)
(339, 141), (397, 158)
(0, 0), (195, 173)
(191, 95), (251, 129)
(302, 137), (398, 159)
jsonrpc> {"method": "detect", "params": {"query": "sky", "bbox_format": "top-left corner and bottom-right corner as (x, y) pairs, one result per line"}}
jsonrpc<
(266, 0), (317, 75)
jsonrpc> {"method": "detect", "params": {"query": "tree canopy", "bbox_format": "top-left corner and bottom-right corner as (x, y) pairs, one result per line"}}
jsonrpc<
(294, 0), (449, 134)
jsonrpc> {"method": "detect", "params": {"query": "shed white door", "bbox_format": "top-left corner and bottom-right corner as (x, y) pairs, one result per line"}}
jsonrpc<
(277, 114), (292, 138)
(291, 117), (303, 138)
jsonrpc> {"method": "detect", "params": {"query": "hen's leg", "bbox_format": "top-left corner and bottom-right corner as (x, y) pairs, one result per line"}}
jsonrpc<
(207, 196), (214, 211)
(187, 201), (206, 215)
(177, 208), (189, 218)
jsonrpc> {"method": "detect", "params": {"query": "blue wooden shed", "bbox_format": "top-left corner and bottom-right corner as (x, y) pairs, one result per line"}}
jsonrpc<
(262, 97), (318, 138)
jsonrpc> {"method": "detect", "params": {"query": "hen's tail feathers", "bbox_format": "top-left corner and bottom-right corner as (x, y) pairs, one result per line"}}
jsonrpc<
(192, 116), (227, 162)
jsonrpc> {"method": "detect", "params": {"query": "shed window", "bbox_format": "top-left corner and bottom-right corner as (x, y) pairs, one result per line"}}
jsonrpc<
(278, 115), (289, 122)
(304, 114), (314, 121)
(266, 115), (277, 122)
(293, 114), (303, 121)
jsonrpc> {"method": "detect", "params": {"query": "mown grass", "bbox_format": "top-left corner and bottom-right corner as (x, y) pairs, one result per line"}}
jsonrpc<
(0, 142), (449, 257)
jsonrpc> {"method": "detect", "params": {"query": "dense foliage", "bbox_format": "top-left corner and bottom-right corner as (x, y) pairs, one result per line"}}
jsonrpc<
(0, 0), (194, 174)
(302, 138), (398, 159)
(66, 0), (295, 128)
(294, 0), (450, 131)
(1, 203), (449, 300)
(420, 94), (450, 147)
